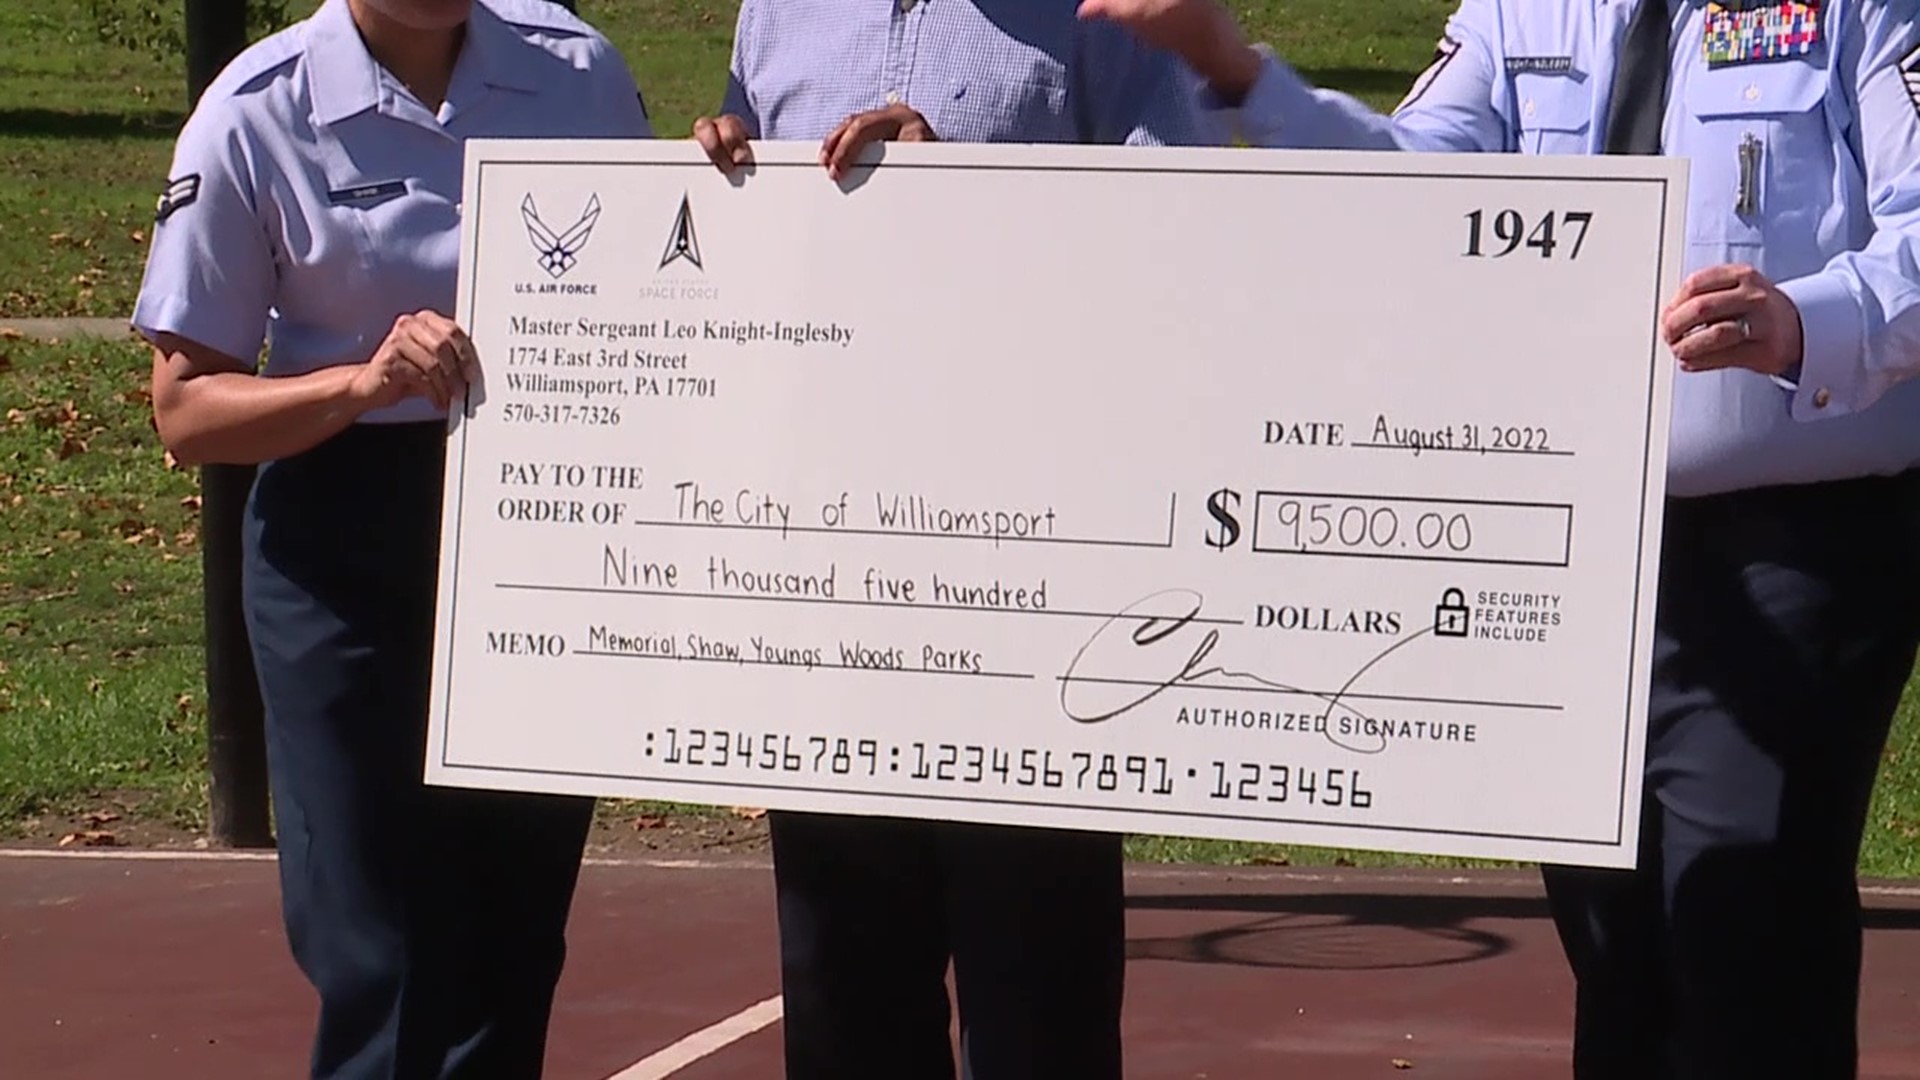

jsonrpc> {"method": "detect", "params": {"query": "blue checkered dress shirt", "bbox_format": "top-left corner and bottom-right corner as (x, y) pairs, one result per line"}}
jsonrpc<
(720, 0), (1209, 146)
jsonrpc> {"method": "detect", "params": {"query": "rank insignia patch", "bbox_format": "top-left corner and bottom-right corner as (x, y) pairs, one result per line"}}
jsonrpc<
(1704, 1), (1823, 66)
(1399, 35), (1461, 111)
(154, 175), (200, 223)
(1903, 43), (1920, 119)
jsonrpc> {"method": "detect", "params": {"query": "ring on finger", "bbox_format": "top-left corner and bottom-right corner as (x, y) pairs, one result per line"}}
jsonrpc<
(1737, 316), (1753, 342)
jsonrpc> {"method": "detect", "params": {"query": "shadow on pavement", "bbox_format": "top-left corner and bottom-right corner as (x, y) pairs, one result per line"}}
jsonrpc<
(1122, 889), (1920, 972)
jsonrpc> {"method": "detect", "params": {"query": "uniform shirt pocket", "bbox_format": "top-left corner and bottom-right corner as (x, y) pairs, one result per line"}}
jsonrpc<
(1511, 72), (1593, 155)
(1682, 59), (1831, 248)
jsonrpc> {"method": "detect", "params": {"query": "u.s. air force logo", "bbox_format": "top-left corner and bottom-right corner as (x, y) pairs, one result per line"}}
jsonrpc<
(522, 193), (600, 278)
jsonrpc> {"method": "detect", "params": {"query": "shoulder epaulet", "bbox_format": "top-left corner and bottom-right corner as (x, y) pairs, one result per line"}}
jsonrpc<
(478, 0), (605, 41)
(195, 20), (309, 105)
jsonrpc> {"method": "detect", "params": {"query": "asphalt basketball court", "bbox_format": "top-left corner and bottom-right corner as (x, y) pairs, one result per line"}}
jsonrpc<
(6, 850), (1920, 1078)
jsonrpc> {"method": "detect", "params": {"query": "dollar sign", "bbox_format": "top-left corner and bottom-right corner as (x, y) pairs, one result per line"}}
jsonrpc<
(1205, 488), (1242, 550)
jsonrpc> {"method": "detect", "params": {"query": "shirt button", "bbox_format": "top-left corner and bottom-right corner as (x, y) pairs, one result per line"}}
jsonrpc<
(899, 0), (916, 10)
(1744, 84), (1761, 102)
(1523, 99), (1537, 118)
(885, 90), (901, 105)
(1813, 388), (1832, 409)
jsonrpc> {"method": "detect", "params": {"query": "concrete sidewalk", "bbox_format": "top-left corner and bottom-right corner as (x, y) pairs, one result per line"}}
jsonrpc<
(0, 317), (130, 341)
(3, 852), (1919, 1079)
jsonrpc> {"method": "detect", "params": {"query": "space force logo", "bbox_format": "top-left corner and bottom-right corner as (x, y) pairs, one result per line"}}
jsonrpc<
(659, 194), (703, 272)
(644, 193), (720, 303)
(522, 193), (600, 279)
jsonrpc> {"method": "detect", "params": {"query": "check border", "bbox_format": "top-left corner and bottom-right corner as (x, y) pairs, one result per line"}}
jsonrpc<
(439, 154), (1675, 854)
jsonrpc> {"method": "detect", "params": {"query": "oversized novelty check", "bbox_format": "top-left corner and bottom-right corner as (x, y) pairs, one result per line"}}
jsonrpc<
(428, 139), (1687, 869)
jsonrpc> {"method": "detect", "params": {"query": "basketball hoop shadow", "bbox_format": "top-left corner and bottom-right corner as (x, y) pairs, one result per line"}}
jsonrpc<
(1124, 892), (1531, 972)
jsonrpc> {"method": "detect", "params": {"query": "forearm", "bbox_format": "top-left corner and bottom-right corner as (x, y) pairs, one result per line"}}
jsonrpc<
(156, 363), (371, 466)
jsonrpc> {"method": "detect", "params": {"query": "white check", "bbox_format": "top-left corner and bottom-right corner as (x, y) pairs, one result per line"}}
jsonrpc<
(429, 140), (1687, 870)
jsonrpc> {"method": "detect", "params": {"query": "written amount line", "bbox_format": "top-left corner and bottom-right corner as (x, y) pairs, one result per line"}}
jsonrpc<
(493, 582), (1245, 627)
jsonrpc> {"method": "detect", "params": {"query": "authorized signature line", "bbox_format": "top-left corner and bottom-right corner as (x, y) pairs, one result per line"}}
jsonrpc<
(496, 582), (1244, 627)
(1050, 675), (1558, 713)
(1057, 589), (1548, 754)
(574, 649), (1035, 681)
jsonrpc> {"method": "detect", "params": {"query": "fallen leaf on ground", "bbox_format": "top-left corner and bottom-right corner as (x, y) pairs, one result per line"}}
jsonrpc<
(82, 810), (120, 826)
(180, 494), (203, 511)
(630, 815), (668, 830)
(1250, 854), (1291, 867)
(0, 328), (20, 341)
(730, 807), (768, 820)
(57, 830), (118, 848)
(1392, 1060), (1414, 1070)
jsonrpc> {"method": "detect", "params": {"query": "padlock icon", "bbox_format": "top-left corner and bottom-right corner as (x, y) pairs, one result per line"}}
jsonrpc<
(1434, 588), (1471, 638)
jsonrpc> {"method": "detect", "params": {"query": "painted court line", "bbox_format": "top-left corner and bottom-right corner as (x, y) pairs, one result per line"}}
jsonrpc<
(603, 995), (783, 1080)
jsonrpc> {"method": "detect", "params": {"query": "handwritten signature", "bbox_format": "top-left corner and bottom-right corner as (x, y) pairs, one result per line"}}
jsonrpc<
(1057, 589), (1435, 755)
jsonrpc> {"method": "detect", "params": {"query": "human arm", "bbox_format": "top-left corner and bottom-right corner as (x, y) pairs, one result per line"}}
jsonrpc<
(1075, 0), (1511, 152)
(695, 0), (762, 173)
(1661, 3), (1920, 413)
(1759, 2), (1920, 418)
(133, 110), (471, 466)
(150, 313), (473, 466)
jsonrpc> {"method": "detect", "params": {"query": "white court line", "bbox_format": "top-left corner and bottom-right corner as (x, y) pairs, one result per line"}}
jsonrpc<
(604, 996), (783, 1080)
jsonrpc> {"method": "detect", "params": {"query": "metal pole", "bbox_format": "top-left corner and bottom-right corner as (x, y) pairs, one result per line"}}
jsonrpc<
(186, 0), (273, 849)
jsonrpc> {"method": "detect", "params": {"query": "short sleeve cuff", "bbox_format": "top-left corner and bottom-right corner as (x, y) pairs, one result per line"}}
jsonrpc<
(131, 292), (265, 368)
(1779, 273), (1865, 421)
(1191, 45), (1305, 147)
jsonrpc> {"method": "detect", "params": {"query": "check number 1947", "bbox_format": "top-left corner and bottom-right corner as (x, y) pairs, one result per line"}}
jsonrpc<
(1465, 209), (1593, 260)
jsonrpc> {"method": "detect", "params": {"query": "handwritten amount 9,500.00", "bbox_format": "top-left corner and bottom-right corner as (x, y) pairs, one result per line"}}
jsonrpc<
(649, 728), (1376, 809)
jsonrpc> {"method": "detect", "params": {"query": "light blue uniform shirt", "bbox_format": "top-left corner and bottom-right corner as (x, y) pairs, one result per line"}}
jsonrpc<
(720, 0), (1208, 145)
(1207, 0), (1920, 498)
(132, 0), (652, 426)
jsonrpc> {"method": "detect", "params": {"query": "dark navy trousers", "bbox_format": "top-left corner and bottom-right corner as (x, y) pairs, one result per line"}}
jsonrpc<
(769, 812), (1126, 1080)
(243, 422), (594, 1079)
(1542, 472), (1920, 1080)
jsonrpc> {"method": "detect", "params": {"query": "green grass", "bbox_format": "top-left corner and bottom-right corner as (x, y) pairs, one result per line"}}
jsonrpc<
(0, 335), (208, 829)
(2, 0), (1918, 877)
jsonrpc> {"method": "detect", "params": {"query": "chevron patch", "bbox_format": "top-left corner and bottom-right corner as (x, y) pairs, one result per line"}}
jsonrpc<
(1906, 43), (1920, 119)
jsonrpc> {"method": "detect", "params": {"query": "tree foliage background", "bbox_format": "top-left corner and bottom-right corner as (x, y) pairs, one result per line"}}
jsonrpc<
(85, 0), (298, 61)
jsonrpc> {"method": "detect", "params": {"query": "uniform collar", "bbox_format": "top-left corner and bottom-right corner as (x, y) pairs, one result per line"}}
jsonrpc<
(307, 0), (545, 128)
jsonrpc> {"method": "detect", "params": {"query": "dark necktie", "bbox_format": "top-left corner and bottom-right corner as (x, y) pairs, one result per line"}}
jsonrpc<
(1604, 0), (1672, 154)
